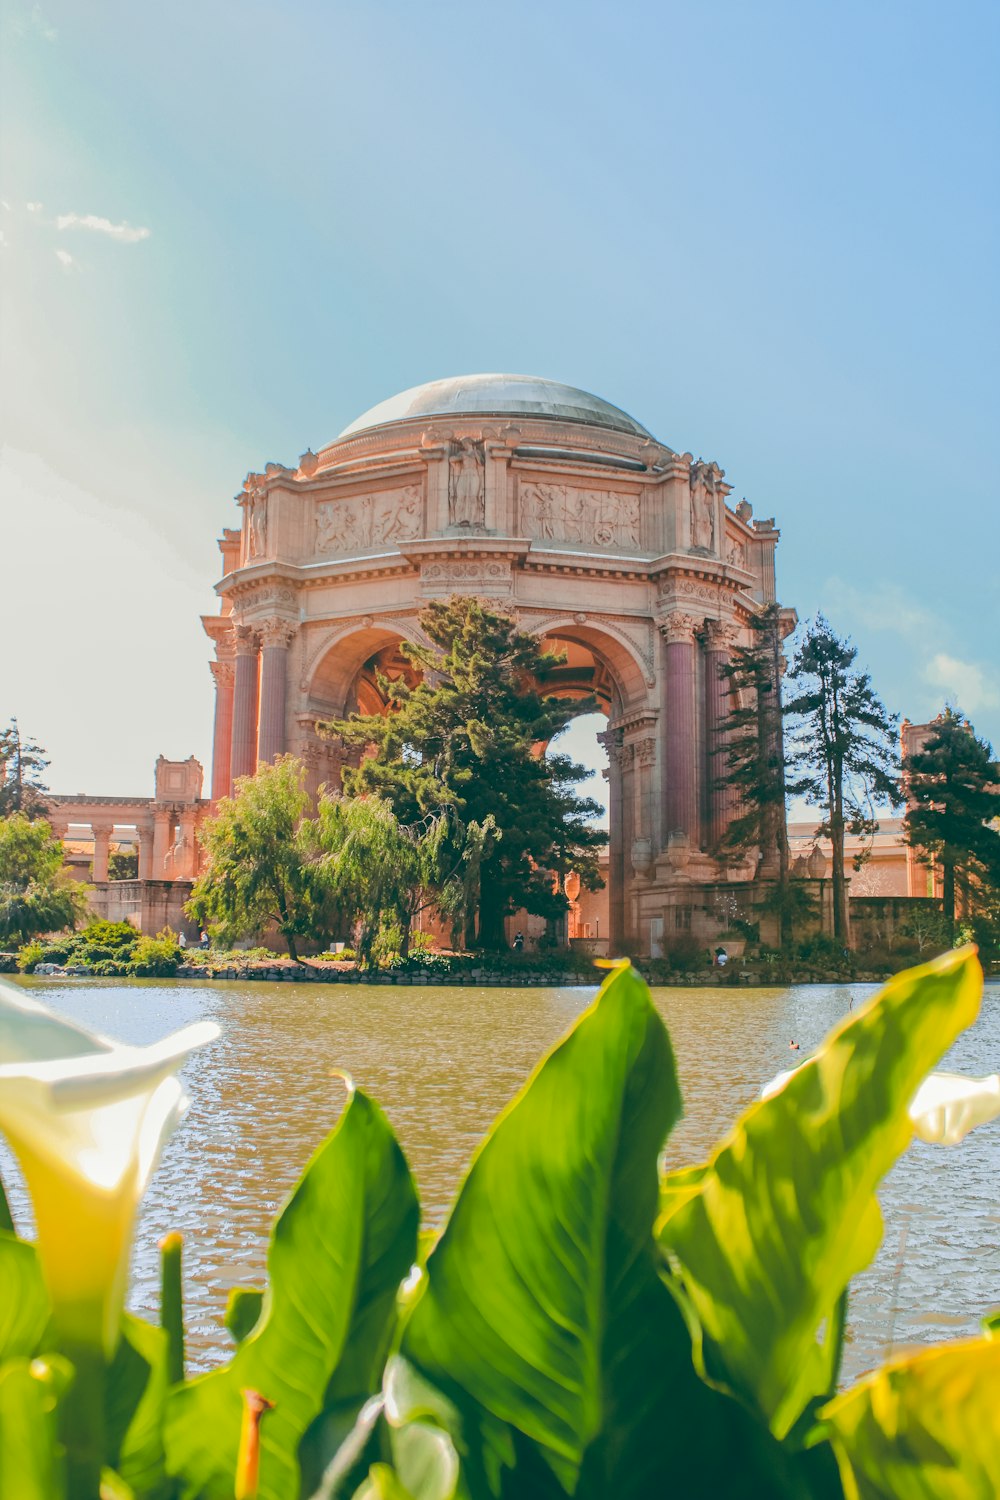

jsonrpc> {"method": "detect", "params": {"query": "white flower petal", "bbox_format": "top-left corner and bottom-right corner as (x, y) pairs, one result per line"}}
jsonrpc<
(909, 1071), (1000, 1145)
(0, 977), (219, 1352)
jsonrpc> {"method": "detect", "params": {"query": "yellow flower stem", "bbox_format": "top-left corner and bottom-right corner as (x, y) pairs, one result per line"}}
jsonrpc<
(59, 1338), (105, 1500)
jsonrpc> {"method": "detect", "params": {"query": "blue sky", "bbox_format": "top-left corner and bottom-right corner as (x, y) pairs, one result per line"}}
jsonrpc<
(1, 0), (996, 799)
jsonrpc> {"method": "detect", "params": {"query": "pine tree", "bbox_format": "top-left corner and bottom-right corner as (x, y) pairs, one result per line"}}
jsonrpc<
(712, 605), (796, 946)
(0, 719), (51, 818)
(783, 617), (900, 942)
(320, 598), (605, 950)
(903, 709), (1000, 926)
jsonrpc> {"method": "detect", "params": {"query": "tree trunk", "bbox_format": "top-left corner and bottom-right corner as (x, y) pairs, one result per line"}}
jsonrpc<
(478, 877), (507, 952)
(286, 932), (299, 962)
(942, 859), (955, 927)
(830, 816), (849, 944)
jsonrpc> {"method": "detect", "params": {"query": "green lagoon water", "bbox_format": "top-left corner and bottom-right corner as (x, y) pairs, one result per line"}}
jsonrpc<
(7, 975), (1000, 1385)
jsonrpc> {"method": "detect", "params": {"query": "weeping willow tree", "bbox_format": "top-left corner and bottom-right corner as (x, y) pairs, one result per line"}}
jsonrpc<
(188, 757), (329, 961)
(310, 796), (495, 965)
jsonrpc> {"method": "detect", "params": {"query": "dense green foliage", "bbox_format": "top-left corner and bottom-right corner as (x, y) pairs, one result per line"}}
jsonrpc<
(714, 604), (789, 867)
(190, 760), (494, 966)
(2, 950), (997, 1498)
(0, 718), (51, 819)
(0, 813), (90, 946)
(18, 919), (182, 977)
(903, 708), (1000, 925)
(189, 758), (329, 962)
(784, 617), (900, 941)
(321, 598), (606, 950)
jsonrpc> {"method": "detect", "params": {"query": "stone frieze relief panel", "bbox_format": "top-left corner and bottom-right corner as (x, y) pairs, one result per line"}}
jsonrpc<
(519, 483), (641, 552)
(315, 484), (423, 555)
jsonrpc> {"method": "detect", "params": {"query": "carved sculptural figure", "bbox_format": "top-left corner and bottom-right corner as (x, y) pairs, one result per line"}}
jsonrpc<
(690, 461), (718, 552)
(450, 439), (485, 527)
(247, 489), (268, 558)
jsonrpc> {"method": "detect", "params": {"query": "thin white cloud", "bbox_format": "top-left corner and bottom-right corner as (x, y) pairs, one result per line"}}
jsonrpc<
(924, 653), (1000, 714)
(55, 213), (150, 243)
(822, 577), (937, 642)
(4, 4), (57, 41)
(54, 248), (75, 269)
(26, 201), (43, 213)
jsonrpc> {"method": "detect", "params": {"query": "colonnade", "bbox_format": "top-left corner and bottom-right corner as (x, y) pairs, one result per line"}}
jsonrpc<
(46, 806), (201, 882)
(210, 618), (297, 801)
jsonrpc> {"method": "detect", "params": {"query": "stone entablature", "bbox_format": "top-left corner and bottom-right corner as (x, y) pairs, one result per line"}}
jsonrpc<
(204, 374), (791, 952)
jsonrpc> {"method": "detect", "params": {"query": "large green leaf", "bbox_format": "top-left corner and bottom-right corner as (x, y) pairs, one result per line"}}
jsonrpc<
(0, 1228), (50, 1360)
(657, 947), (983, 1439)
(823, 1337), (1000, 1498)
(165, 1084), (418, 1500)
(0, 1356), (66, 1498)
(106, 1314), (171, 1498)
(398, 962), (808, 1499)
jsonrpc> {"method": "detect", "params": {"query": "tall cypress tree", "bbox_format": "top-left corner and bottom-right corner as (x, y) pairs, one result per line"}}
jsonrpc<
(711, 605), (796, 943)
(320, 598), (605, 950)
(0, 719), (51, 819)
(903, 709), (1000, 925)
(783, 617), (900, 942)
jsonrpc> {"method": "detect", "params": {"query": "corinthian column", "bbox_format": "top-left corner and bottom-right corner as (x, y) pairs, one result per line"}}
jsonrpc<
(209, 653), (235, 801)
(597, 728), (626, 954)
(704, 618), (737, 850)
(231, 625), (261, 783)
(257, 618), (297, 765)
(91, 820), (113, 883)
(659, 612), (701, 849)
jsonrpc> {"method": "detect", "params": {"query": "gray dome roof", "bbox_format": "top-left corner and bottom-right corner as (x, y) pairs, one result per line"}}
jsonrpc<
(338, 373), (652, 440)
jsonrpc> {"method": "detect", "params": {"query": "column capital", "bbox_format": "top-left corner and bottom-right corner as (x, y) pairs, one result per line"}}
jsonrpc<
(210, 658), (235, 687)
(656, 611), (700, 645)
(89, 818), (116, 837)
(234, 623), (260, 656)
(259, 616), (298, 649)
(703, 617), (737, 650)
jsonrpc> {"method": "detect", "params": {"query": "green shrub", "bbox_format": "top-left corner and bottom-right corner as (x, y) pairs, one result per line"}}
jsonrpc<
(81, 919), (139, 949)
(662, 933), (708, 971)
(127, 929), (181, 977)
(16, 939), (44, 972)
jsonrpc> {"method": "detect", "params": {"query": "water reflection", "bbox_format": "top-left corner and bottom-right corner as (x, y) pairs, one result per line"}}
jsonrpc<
(6, 976), (999, 1385)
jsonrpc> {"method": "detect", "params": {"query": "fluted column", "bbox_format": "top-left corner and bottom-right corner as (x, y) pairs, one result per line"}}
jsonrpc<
(209, 651), (235, 801)
(704, 619), (737, 850)
(137, 818), (154, 880)
(598, 728), (626, 954)
(231, 625), (261, 783)
(152, 809), (172, 877)
(257, 618), (297, 765)
(659, 613), (701, 848)
(91, 820), (113, 883)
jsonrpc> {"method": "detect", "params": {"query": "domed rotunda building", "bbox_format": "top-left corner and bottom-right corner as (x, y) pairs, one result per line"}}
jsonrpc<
(204, 374), (792, 953)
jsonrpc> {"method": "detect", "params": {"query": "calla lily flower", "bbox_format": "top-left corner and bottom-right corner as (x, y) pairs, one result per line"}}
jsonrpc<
(760, 1060), (1000, 1148)
(907, 1070), (1000, 1145)
(0, 976), (218, 1354)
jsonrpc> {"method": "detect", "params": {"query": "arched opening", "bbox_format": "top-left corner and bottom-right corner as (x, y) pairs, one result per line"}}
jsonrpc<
(303, 618), (638, 953)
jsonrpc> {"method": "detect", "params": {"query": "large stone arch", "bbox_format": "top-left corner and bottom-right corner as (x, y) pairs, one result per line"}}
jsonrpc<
(207, 373), (790, 952)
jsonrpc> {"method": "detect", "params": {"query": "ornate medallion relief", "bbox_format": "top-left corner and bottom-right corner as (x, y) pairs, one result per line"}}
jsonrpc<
(315, 484), (422, 555)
